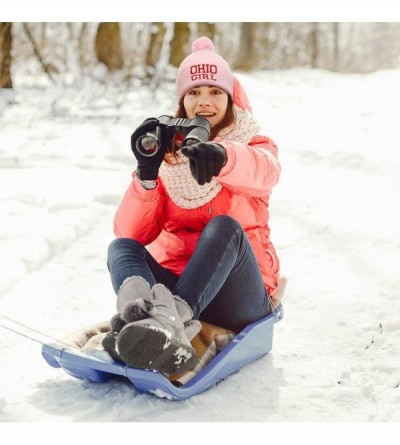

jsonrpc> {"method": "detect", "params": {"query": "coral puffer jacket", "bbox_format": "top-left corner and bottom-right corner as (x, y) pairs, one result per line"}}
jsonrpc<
(113, 78), (281, 297)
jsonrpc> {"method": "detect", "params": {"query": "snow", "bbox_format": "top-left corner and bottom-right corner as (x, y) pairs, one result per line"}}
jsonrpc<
(1, 66), (399, 439)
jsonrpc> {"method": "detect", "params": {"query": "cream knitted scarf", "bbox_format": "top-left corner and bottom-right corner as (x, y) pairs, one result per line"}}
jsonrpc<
(159, 106), (260, 209)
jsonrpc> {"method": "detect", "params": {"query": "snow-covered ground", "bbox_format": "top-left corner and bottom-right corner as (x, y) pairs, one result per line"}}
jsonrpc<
(1, 65), (399, 434)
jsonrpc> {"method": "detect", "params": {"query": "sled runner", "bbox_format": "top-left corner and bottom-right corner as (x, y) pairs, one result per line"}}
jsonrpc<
(42, 279), (286, 400)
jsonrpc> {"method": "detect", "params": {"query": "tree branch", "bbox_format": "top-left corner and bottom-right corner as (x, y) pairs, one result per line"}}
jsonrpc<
(22, 22), (56, 81)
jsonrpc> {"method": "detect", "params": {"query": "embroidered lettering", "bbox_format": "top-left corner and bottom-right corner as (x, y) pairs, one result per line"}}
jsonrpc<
(189, 64), (218, 82)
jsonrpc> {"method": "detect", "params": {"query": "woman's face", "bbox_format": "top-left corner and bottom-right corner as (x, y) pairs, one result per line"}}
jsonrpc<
(183, 85), (229, 128)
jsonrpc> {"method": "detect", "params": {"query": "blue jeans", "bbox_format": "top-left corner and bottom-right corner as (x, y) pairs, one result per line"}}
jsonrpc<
(107, 215), (271, 333)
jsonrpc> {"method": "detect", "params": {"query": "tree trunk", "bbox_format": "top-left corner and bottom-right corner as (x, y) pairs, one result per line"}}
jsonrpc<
(145, 22), (166, 68)
(333, 22), (340, 71)
(169, 22), (190, 67)
(0, 22), (13, 88)
(95, 22), (124, 71)
(197, 22), (216, 40)
(78, 23), (90, 71)
(258, 23), (273, 69)
(22, 23), (57, 79)
(310, 23), (319, 68)
(232, 23), (259, 71)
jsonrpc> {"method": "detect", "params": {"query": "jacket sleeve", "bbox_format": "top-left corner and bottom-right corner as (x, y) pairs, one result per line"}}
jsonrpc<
(216, 135), (280, 196)
(113, 172), (166, 245)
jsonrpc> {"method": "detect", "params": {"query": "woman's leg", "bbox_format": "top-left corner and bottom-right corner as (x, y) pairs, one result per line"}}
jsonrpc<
(107, 217), (270, 332)
(105, 239), (195, 373)
(172, 215), (271, 333)
(107, 238), (178, 294)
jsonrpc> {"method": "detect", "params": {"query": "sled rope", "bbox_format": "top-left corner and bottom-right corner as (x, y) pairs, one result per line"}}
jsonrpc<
(0, 313), (72, 348)
(0, 323), (48, 346)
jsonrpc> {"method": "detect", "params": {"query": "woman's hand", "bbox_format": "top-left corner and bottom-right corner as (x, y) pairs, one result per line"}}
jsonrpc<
(131, 118), (171, 181)
(181, 142), (226, 185)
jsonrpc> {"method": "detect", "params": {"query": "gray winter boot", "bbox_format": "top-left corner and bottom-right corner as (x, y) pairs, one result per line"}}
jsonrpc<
(116, 283), (199, 374)
(116, 276), (154, 316)
(102, 276), (154, 361)
(115, 276), (200, 333)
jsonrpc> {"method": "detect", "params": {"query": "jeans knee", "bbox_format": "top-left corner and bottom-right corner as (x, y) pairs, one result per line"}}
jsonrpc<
(205, 215), (243, 237)
(107, 238), (144, 264)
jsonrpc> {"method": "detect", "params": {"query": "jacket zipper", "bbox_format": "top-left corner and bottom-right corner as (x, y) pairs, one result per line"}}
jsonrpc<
(208, 200), (213, 215)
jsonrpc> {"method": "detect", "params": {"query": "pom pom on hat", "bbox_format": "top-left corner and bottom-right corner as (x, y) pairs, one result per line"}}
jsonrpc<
(176, 36), (234, 101)
(192, 36), (214, 52)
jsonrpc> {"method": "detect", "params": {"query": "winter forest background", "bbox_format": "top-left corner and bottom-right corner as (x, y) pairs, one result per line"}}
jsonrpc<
(1, 22), (400, 90)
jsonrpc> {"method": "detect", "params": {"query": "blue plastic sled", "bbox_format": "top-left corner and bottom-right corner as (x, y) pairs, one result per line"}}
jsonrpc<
(41, 304), (283, 400)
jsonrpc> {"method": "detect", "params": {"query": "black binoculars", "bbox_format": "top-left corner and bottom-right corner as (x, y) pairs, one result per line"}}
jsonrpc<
(136, 115), (211, 157)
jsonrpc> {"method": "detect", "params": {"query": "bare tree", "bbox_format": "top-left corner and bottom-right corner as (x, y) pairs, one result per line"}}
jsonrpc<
(333, 22), (340, 71)
(95, 22), (124, 71)
(0, 22), (13, 88)
(232, 23), (259, 71)
(145, 23), (166, 70)
(310, 23), (319, 68)
(197, 22), (216, 40)
(78, 23), (90, 71)
(257, 23), (273, 68)
(22, 23), (57, 80)
(169, 22), (190, 67)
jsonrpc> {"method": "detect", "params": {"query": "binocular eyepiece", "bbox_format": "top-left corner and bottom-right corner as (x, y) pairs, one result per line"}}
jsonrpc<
(136, 115), (211, 157)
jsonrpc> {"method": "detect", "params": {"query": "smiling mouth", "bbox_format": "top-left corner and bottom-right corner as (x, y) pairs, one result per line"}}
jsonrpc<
(196, 112), (216, 117)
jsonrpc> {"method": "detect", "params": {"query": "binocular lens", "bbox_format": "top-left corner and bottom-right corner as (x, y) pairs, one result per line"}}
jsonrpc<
(182, 137), (199, 146)
(136, 134), (160, 157)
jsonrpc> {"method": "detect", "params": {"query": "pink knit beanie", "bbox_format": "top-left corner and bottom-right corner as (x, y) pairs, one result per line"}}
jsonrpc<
(176, 36), (234, 101)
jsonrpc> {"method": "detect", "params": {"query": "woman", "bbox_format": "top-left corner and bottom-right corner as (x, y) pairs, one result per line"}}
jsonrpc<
(104, 37), (281, 375)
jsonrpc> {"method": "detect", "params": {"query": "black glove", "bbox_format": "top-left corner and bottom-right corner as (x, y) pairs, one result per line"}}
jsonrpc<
(130, 118), (173, 181)
(181, 142), (226, 186)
